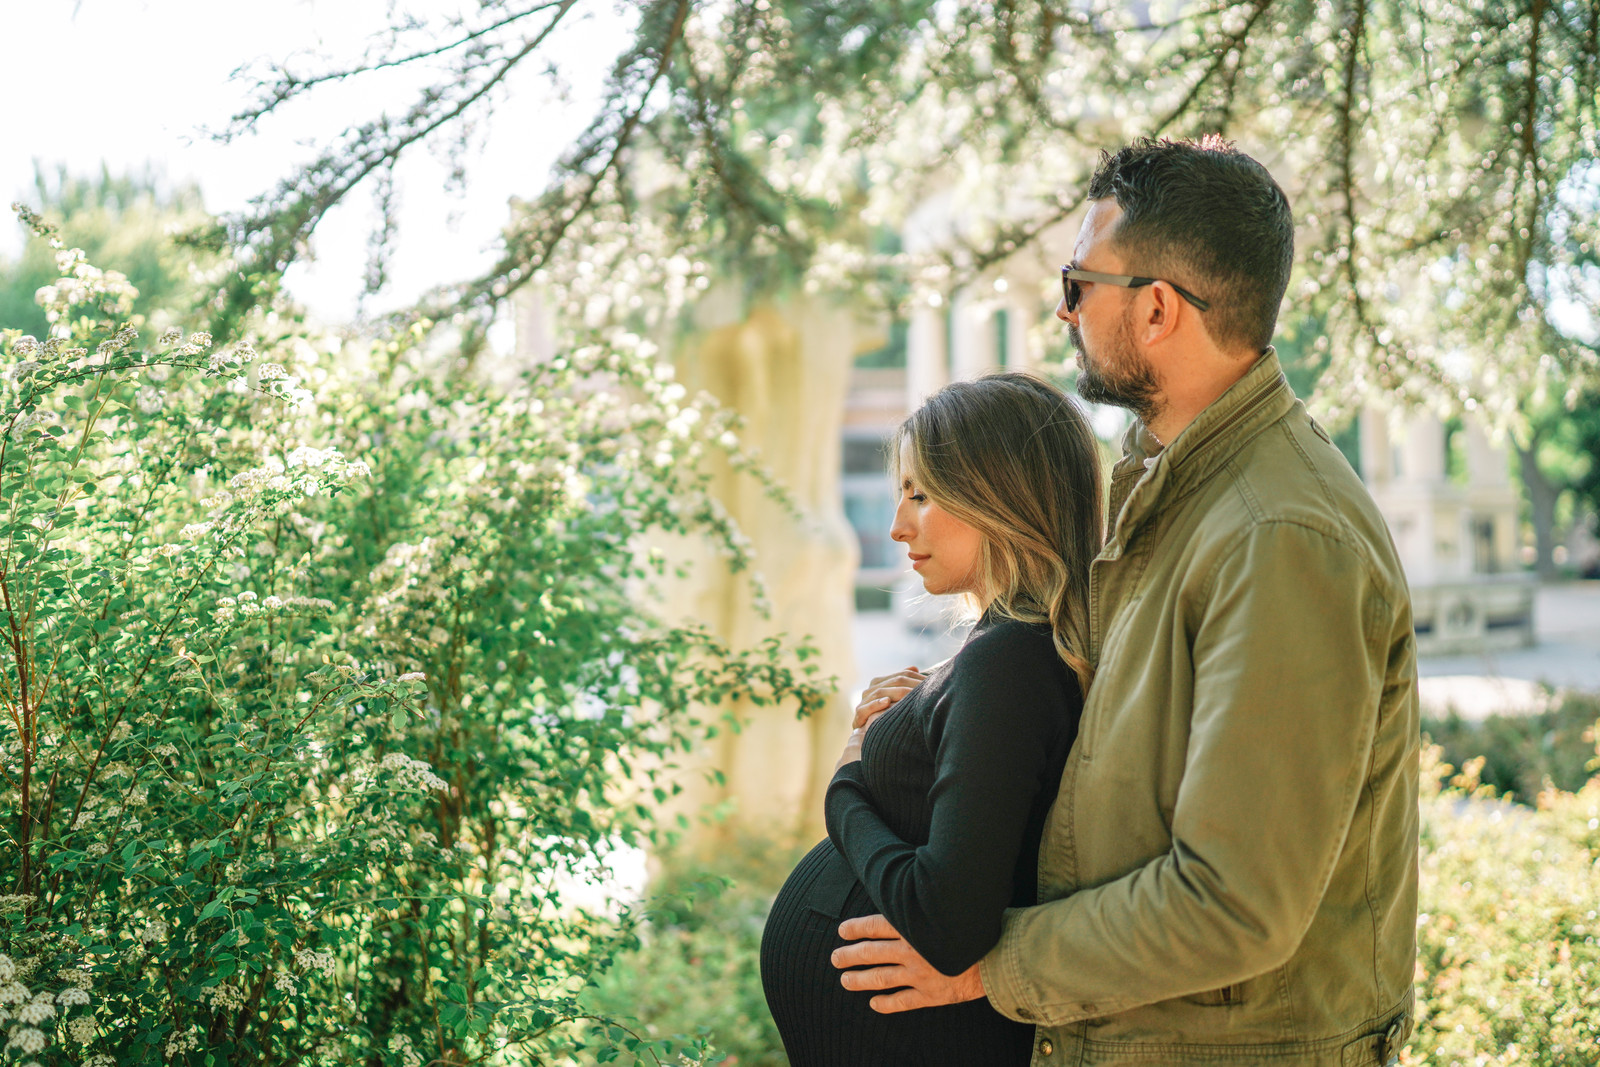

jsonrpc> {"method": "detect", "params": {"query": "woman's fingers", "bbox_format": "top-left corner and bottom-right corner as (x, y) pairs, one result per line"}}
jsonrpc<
(851, 695), (896, 729)
(851, 668), (926, 728)
(865, 667), (923, 692)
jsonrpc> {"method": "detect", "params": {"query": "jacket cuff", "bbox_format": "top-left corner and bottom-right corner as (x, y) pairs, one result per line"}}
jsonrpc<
(978, 909), (1045, 1024)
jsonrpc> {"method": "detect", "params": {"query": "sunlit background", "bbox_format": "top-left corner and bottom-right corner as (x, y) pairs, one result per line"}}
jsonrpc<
(3, 1), (1599, 1063)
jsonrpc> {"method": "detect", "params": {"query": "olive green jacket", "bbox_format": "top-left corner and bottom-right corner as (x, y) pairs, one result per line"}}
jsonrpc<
(979, 351), (1420, 1066)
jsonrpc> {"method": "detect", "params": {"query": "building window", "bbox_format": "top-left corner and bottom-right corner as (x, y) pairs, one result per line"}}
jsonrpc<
(842, 432), (897, 576)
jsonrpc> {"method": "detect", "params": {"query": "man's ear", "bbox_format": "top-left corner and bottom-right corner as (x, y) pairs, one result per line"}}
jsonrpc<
(1140, 282), (1181, 346)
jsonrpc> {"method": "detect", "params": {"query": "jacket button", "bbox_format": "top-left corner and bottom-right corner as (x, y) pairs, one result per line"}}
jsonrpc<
(1039, 1038), (1055, 1056)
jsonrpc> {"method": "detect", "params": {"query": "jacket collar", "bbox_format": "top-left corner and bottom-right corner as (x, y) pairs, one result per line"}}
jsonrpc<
(1103, 348), (1296, 559)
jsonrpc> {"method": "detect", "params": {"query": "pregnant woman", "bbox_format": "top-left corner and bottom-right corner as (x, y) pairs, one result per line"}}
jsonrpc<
(760, 372), (1104, 1065)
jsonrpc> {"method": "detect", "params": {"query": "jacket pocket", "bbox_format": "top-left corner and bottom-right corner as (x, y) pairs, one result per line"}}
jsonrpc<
(1182, 982), (1245, 1007)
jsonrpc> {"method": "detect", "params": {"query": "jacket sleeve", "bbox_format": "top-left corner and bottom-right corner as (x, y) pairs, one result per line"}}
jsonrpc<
(980, 522), (1393, 1024)
(826, 627), (1078, 977)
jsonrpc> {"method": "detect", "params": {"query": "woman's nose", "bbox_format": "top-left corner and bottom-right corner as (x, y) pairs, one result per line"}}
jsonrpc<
(889, 502), (912, 542)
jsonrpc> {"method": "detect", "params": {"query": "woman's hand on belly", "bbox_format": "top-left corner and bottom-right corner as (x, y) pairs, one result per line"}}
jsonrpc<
(837, 667), (925, 770)
(853, 666), (926, 729)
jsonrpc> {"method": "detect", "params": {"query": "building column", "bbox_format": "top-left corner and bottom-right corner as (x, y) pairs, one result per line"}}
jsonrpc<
(906, 299), (949, 406)
(948, 285), (996, 382)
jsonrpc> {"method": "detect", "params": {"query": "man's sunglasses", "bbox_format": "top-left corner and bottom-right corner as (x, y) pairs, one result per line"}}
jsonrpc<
(1060, 267), (1211, 313)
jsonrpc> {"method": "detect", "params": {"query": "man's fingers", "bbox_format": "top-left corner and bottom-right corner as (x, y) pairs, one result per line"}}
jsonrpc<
(838, 913), (902, 942)
(830, 938), (909, 970)
(870, 988), (936, 1014)
(838, 964), (909, 992)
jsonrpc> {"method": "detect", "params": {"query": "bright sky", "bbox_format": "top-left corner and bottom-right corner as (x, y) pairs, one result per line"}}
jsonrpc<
(0, 0), (622, 325)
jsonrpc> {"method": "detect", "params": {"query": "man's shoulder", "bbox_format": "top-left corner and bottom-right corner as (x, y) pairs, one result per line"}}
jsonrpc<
(1198, 409), (1407, 592)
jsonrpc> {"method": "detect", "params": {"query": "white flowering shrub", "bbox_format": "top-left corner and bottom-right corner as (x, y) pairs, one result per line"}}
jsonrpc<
(0, 210), (827, 1065)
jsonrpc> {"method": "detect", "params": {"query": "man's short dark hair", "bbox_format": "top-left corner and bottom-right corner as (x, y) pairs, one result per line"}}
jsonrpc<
(1087, 136), (1293, 354)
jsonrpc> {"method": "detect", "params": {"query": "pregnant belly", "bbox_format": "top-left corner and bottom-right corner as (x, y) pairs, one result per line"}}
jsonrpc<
(768, 838), (869, 928)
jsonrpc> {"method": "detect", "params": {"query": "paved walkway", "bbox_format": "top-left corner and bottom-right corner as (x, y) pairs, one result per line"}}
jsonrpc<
(1416, 581), (1600, 718)
(852, 581), (1600, 721)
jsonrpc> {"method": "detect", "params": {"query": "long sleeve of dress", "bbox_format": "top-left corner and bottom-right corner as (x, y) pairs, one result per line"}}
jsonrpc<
(825, 622), (1080, 977)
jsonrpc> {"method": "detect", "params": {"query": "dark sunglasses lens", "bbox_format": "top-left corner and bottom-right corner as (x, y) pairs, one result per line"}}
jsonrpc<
(1064, 277), (1081, 312)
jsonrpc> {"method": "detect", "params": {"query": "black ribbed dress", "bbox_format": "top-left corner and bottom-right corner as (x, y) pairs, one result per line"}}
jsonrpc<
(760, 614), (1082, 1066)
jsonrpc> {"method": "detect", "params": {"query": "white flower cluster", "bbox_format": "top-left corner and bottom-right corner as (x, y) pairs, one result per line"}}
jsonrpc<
(390, 1033), (424, 1067)
(15, 993), (54, 1024)
(164, 1026), (201, 1059)
(214, 591), (335, 626)
(360, 537), (450, 641)
(200, 982), (248, 1012)
(0, 954), (95, 1058)
(377, 753), (448, 793)
(203, 979), (249, 1017)
(5, 1025), (45, 1053)
(220, 449), (371, 516)
(66, 1014), (95, 1043)
(8, 409), (50, 441)
(139, 919), (169, 944)
(34, 249), (137, 323)
(293, 947), (335, 976)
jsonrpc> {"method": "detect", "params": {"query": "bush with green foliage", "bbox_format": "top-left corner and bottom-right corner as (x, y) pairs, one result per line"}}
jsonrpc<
(1422, 688), (1600, 803)
(0, 210), (827, 1066)
(1406, 744), (1600, 1065)
(580, 841), (806, 1067)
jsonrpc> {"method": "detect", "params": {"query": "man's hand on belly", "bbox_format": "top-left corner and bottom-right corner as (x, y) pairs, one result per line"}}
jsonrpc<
(831, 914), (986, 1013)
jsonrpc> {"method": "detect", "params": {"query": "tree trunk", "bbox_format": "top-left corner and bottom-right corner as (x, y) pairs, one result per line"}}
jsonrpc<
(656, 289), (868, 855)
(1514, 438), (1560, 581)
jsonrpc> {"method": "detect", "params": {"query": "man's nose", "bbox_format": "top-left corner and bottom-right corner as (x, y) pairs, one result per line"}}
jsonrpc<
(1055, 296), (1076, 324)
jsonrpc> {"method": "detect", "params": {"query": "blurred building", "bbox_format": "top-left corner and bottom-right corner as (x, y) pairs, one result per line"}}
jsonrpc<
(1359, 409), (1535, 654)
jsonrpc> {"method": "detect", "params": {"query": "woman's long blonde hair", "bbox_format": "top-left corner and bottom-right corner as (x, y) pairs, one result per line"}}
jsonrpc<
(894, 372), (1104, 693)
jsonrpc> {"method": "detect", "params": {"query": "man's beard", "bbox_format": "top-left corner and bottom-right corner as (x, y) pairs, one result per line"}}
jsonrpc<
(1071, 313), (1162, 426)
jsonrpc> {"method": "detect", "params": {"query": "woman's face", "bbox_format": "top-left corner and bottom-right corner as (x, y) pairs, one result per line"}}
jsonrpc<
(891, 442), (985, 599)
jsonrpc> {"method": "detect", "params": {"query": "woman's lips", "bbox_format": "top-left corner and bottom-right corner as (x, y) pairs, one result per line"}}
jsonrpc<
(909, 553), (930, 570)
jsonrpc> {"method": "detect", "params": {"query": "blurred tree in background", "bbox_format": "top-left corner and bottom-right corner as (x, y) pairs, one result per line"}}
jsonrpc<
(0, 167), (215, 340)
(207, 0), (1600, 570)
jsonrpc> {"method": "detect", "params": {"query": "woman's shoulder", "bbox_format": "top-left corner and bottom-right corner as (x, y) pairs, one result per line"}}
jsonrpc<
(958, 615), (1057, 661)
(949, 616), (1079, 697)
